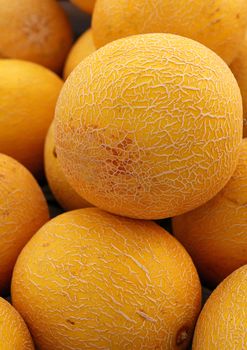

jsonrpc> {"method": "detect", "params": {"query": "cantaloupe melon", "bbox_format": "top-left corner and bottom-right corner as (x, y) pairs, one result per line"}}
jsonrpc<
(92, 0), (247, 64)
(0, 297), (34, 350)
(0, 59), (63, 177)
(12, 208), (201, 350)
(44, 123), (91, 211)
(173, 139), (247, 287)
(0, 154), (49, 295)
(63, 28), (95, 79)
(0, 0), (73, 72)
(70, 0), (96, 14)
(192, 265), (247, 350)
(230, 31), (247, 137)
(55, 33), (243, 220)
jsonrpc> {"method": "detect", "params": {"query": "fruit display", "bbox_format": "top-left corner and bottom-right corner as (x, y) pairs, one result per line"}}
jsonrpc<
(55, 33), (242, 220)
(0, 1), (246, 349)
(12, 208), (201, 350)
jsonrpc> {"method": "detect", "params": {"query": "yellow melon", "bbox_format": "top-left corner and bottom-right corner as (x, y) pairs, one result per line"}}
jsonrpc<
(0, 59), (63, 177)
(173, 139), (247, 288)
(54, 33), (243, 220)
(192, 265), (247, 350)
(63, 28), (96, 79)
(230, 31), (247, 137)
(12, 208), (201, 350)
(0, 154), (49, 295)
(92, 0), (247, 64)
(0, 0), (72, 73)
(70, 0), (96, 14)
(0, 297), (34, 350)
(45, 123), (91, 211)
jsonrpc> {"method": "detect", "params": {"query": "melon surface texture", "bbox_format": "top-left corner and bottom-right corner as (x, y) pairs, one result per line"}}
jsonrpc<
(0, 0), (72, 72)
(0, 297), (34, 350)
(45, 123), (92, 211)
(231, 31), (247, 137)
(12, 208), (201, 350)
(0, 59), (63, 177)
(55, 33), (243, 220)
(64, 28), (96, 79)
(0, 154), (49, 295)
(192, 265), (247, 350)
(173, 139), (247, 287)
(92, 0), (247, 64)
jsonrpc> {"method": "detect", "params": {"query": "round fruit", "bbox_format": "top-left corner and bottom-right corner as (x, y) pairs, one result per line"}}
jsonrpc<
(63, 28), (95, 79)
(192, 265), (247, 350)
(0, 59), (63, 177)
(45, 123), (91, 211)
(12, 208), (201, 350)
(55, 33), (243, 220)
(0, 297), (34, 350)
(0, 0), (72, 72)
(173, 139), (247, 288)
(71, 0), (96, 14)
(92, 0), (247, 64)
(0, 154), (49, 295)
(231, 31), (247, 137)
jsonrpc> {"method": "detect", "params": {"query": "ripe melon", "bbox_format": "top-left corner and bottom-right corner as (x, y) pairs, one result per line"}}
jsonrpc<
(55, 33), (243, 220)
(63, 28), (95, 79)
(70, 0), (96, 14)
(0, 59), (63, 177)
(173, 139), (247, 288)
(192, 265), (247, 350)
(92, 0), (247, 64)
(12, 208), (201, 350)
(0, 297), (34, 350)
(0, 154), (49, 295)
(0, 0), (72, 72)
(230, 31), (247, 137)
(45, 123), (91, 211)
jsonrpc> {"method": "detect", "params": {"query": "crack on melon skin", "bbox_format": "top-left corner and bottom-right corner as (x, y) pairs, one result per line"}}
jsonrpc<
(11, 208), (201, 350)
(55, 33), (242, 220)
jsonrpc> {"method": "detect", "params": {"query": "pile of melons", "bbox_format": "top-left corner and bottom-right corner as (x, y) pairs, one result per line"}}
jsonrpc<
(0, 1), (246, 349)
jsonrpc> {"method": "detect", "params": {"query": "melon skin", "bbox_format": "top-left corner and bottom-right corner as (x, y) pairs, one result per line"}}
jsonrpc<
(70, 0), (96, 14)
(12, 208), (201, 350)
(55, 33), (243, 220)
(0, 59), (63, 177)
(92, 0), (247, 64)
(63, 28), (96, 79)
(173, 139), (247, 288)
(44, 123), (92, 211)
(230, 31), (247, 138)
(0, 0), (73, 73)
(0, 297), (34, 350)
(0, 154), (49, 295)
(192, 265), (247, 350)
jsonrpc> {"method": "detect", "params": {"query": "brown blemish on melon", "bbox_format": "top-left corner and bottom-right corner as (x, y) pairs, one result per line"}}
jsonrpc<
(66, 319), (75, 325)
(176, 326), (189, 346)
